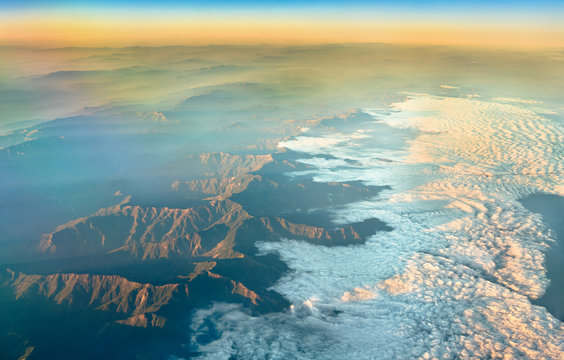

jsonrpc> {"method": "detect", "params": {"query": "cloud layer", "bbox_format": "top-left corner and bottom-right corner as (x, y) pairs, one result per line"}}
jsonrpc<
(191, 94), (564, 359)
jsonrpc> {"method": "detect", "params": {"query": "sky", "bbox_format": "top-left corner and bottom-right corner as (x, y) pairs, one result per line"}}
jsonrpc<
(1, 1), (564, 47)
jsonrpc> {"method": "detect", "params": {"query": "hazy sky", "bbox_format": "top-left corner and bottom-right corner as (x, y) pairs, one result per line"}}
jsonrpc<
(1, 1), (564, 47)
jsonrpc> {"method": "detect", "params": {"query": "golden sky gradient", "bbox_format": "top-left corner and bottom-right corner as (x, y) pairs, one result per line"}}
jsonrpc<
(1, 10), (563, 48)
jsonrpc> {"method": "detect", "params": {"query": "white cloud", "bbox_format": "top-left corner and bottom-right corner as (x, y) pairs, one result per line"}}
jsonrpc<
(278, 136), (344, 154)
(492, 97), (543, 105)
(191, 94), (564, 359)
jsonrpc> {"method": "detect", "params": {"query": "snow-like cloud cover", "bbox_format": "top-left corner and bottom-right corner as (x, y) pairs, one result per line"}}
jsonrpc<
(190, 94), (563, 359)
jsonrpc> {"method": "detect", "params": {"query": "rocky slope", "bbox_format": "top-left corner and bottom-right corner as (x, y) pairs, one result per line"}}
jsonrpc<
(1, 150), (392, 359)
(38, 198), (249, 260)
(6, 270), (185, 316)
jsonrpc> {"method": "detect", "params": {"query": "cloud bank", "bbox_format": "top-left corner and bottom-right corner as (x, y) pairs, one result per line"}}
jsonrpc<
(191, 94), (563, 358)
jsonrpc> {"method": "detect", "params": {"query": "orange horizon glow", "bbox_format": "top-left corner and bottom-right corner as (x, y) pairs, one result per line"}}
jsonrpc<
(2, 12), (564, 49)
